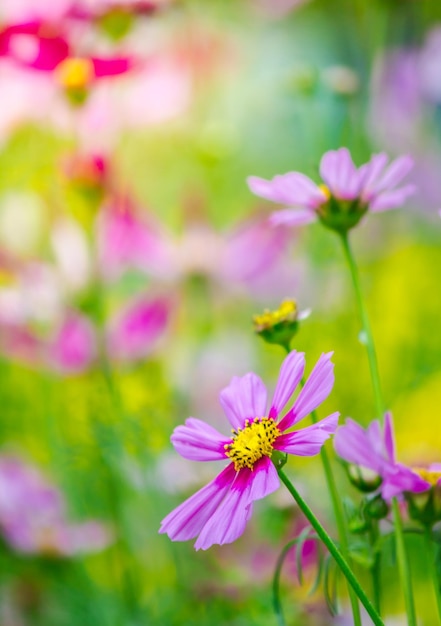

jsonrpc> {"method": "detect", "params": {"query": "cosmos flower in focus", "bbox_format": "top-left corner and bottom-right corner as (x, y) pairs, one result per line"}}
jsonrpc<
(248, 147), (415, 233)
(0, 455), (112, 556)
(334, 412), (430, 500)
(159, 350), (338, 550)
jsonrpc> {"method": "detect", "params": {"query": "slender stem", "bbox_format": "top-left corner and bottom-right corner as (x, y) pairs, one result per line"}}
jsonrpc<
(391, 499), (416, 626)
(278, 469), (385, 626)
(340, 231), (418, 624)
(309, 403), (362, 625)
(424, 525), (441, 621)
(272, 539), (301, 626)
(369, 521), (382, 613)
(339, 232), (384, 420)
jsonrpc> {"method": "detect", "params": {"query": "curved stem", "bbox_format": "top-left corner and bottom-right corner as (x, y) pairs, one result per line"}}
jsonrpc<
(339, 232), (384, 420)
(272, 539), (302, 626)
(278, 469), (385, 626)
(309, 403), (362, 625)
(424, 525), (441, 621)
(391, 499), (416, 626)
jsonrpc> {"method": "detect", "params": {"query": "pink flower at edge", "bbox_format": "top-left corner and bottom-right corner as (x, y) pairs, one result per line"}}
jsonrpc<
(333, 412), (431, 500)
(0, 455), (113, 556)
(159, 350), (339, 550)
(247, 147), (415, 229)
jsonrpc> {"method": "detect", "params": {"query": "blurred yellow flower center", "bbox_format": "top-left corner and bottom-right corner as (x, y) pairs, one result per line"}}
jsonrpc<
(253, 299), (297, 331)
(319, 184), (331, 199)
(55, 58), (94, 89)
(413, 467), (441, 487)
(225, 417), (280, 471)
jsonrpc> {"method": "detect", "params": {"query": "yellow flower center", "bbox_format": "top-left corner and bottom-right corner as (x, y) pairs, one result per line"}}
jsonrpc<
(253, 299), (297, 332)
(319, 184), (331, 200)
(224, 417), (280, 471)
(55, 57), (94, 90)
(413, 467), (441, 487)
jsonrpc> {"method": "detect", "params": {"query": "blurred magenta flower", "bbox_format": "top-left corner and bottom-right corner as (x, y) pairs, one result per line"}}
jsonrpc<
(0, 455), (112, 556)
(159, 350), (338, 550)
(47, 311), (97, 374)
(248, 148), (415, 232)
(107, 295), (172, 362)
(97, 196), (170, 281)
(95, 195), (297, 299)
(0, 22), (70, 71)
(334, 412), (430, 500)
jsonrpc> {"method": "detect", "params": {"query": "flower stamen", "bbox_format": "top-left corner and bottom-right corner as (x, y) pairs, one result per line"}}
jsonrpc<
(224, 417), (280, 471)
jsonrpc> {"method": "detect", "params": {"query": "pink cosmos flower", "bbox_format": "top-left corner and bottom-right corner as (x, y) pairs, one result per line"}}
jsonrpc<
(0, 455), (112, 556)
(247, 148), (415, 230)
(334, 412), (430, 500)
(159, 350), (339, 550)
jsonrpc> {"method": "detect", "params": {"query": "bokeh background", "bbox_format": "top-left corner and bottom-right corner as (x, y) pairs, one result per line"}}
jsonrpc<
(0, 0), (441, 624)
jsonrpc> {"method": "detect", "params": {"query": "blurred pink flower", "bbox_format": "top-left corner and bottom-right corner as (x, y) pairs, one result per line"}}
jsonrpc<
(0, 0), (74, 23)
(159, 350), (338, 550)
(106, 295), (171, 362)
(47, 312), (97, 374)
(96, 195), (171, 281)
(0, 22), (70, 71)
(248, 148), (415, 230)
(0, 455), (112, 556)
(334, 412), (430, 500)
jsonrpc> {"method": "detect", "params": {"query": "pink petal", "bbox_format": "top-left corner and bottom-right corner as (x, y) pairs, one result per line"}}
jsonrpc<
(91, 57), (134, 78)
(383, 411), (396, 463)
(159, 464), (236, 542)
(333, 418), (384, 473)
(278, 352), (335, 431)
(358, 153), (389, 199)
(48, 312), (96, 374)
(247, 173), (326, 208)
(247, 456), (280, 503)
(219, 373), (268, 430)
(274, 412), (339, 456)
(269, 350), (305, 419)
(381, 464), (430, 500)
(320, 148), (361, 200)
(194, 469), (254, 550)
(106, 295), (170, 362)
(369, 184), (415, 211)
(373, 155), (414, 192)
(269, 209), (317, 227)
(171, 418), (230, 462)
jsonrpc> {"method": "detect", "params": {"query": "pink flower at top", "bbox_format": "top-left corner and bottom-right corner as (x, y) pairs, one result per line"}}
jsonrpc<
(334, 412), (430, 500)
(159, 350), (339, 550)
(0, 0), (74, 23)
(248, 148), (415, 233)
(0, 455), (112, 556)
(106, 295), (171, 362)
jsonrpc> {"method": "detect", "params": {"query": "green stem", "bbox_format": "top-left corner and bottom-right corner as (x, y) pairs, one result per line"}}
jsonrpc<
(369, 521), (382, 613)
(424, 525), (441, 621)
(272, 538), (302, 626)
(339, 232), (384, 420)
(340, 231), (418, 624)
(309, 403), (362, 625)
(278, 469), (384, 626)
(391, 499), (417, 626)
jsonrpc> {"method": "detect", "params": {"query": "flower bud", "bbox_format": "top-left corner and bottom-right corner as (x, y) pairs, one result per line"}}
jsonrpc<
(253, 300), (300, 350)
(363, 493), (389, 520)
(346, 463), (382, 493)
(406, 467), (441, 527)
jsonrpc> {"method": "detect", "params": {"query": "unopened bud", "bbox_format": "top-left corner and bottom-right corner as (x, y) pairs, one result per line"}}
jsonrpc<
(346, 463), (382, 493)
